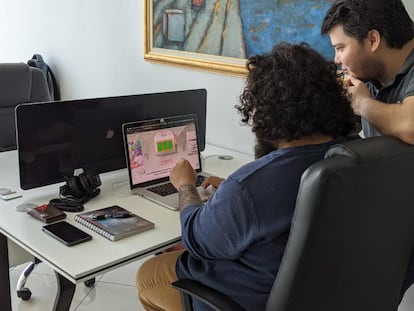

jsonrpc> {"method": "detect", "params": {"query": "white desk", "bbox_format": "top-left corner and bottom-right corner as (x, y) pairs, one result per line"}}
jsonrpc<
(0, 144), (252, 311)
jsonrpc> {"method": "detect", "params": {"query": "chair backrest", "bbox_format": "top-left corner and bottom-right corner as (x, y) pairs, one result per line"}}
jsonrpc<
(267, 135), (414, 311)
(0, 62), (51, 151)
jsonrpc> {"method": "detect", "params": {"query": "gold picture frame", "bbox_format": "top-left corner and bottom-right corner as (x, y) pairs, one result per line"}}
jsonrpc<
(144, 1), (334, 77)
(144, 0), (248, 76)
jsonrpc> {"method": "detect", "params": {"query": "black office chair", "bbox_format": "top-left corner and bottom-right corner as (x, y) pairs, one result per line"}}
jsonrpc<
(0, 63), (96, 300)
(0, 62), (53, 300)
(173, 135), (414, 311)
(0, 62), (51, 151)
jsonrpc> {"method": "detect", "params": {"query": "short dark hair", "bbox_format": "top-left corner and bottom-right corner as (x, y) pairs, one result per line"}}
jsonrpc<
(236, 42), (356, 143)
(321, 0), (414, 48)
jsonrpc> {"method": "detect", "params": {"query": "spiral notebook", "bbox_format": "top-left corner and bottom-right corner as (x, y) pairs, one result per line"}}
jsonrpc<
(74, 205), (154, 241)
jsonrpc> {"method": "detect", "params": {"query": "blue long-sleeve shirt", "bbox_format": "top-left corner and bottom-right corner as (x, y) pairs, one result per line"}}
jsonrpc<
(176, 138), (350, 310)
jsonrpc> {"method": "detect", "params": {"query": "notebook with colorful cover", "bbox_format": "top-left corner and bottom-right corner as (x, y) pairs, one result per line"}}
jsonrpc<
(74, 205), (154, 241)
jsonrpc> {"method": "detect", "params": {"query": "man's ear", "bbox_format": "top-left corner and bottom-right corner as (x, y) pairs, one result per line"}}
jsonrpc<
(366, 29), (381, 52)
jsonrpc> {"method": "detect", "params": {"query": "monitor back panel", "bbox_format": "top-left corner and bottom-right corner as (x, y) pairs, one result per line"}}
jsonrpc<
(15, 89), (207, 190)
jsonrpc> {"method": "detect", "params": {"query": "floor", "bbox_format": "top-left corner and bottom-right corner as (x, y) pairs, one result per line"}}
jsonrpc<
(400, 285), (414, 311)
(9, 258), (147, 311)
(9, 259), (414, 311)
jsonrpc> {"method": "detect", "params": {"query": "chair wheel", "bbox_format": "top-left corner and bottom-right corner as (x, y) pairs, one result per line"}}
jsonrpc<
(84, 278), (95, 287)
(17, 287), (32, 300)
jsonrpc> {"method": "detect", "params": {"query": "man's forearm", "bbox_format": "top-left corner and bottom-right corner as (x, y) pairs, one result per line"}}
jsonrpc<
(362, 97), (414, 144)
(360, 97), (394, 133)
(178, 184), (203, 212)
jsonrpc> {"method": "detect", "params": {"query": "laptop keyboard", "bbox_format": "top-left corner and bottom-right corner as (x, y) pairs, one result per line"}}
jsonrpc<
(148, 175), (206, 197)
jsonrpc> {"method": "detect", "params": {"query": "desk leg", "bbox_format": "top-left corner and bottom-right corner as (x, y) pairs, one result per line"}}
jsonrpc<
(53, 271), (75, 311)
(0, 234), (12, 311)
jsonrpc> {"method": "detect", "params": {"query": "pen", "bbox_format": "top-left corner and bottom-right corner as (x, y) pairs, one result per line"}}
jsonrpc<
(89, 213), (132, 220)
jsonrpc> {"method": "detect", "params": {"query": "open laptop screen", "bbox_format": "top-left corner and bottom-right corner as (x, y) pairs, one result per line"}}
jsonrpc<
(123, 115), (202, 187)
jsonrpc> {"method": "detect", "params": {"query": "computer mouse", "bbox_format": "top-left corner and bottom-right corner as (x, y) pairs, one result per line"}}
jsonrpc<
(15, 203), (38, 212)
(0, 188), (11, 195)
(218, 155), (233, 160)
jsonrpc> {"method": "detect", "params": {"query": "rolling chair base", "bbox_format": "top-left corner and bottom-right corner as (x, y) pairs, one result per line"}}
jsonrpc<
(16, 257), (96, 300)
(16, 257), (40, 300)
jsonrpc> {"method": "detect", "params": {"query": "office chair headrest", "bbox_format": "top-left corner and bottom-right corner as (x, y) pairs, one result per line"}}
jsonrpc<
(324, 135), (414, 164)
(0, 63), (33, 107)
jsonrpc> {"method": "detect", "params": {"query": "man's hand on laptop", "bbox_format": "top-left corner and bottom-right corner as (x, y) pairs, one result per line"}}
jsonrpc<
(170, 159), (197, 189)
(170, 159), (203, 211)
(201, 176), (225, 189)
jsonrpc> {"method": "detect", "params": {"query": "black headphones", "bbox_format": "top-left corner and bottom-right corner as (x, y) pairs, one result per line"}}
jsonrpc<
(49, 172), (102, 212)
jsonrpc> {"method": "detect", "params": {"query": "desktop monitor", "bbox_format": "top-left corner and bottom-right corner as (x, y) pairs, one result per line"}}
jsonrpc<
(15, 89), (207, 190)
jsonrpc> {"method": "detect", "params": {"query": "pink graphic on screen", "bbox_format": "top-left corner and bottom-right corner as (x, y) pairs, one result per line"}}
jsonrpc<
(126, 123), (200, 185)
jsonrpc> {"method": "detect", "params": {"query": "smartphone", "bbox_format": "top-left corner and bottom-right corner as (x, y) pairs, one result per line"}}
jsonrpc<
(42, 221), (92, 246)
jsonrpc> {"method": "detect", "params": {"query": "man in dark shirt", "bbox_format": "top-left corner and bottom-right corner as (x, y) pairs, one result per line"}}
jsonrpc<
(136, 42), (357, 311)
(321, 0), (414, 143)
(321, 0), (414, 299)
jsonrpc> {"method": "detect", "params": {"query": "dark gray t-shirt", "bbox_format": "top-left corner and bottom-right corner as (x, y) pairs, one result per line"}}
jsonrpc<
(363, 48), (414, 137)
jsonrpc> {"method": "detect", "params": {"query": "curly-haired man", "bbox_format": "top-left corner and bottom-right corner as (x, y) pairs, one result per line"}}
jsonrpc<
(136, 42), (357, 311)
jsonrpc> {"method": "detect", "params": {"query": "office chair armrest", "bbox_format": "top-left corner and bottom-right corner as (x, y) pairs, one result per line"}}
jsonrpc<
(172, 279), (246, 311)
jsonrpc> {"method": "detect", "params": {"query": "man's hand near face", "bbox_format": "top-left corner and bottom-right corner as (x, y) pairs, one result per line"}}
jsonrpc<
(347, 76), (372, 116)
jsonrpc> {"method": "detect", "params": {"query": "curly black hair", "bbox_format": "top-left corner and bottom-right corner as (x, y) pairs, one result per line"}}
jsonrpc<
(236, 42), (356, 144)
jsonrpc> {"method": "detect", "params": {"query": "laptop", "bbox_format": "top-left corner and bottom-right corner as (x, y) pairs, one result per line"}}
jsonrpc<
(122, 114), (215, 210)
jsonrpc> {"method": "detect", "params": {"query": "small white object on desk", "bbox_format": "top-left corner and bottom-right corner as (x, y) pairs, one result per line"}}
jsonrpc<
(202, 154), (234, 161)
(0, 191), (22, 201)
(218, 155), (233, 160)
(15, 203), (38, 212)
(0, 188), (12, 195)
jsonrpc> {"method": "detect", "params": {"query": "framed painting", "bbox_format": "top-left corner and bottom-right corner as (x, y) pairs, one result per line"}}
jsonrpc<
(144, 0), (335, 76)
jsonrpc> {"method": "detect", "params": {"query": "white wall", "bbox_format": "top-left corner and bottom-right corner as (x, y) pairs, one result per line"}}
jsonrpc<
(0, 0), (413, 155)
(405, 0), (414, 18)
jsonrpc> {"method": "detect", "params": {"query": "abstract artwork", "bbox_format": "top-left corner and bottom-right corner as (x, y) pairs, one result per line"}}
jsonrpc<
(144, 0), (335, 75)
